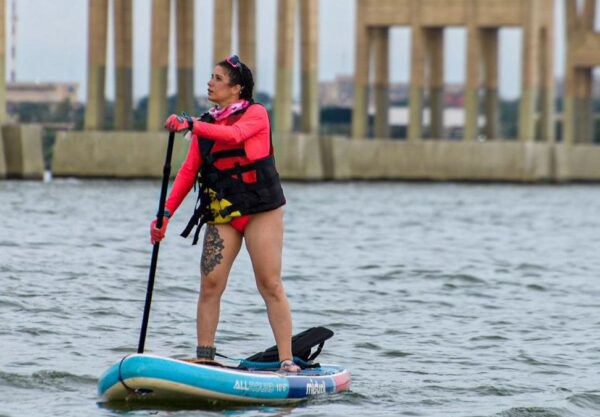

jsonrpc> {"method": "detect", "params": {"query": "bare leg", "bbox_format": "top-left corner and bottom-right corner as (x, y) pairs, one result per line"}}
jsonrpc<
(197, 224), (242, 347)
(244, 208), (295, 363)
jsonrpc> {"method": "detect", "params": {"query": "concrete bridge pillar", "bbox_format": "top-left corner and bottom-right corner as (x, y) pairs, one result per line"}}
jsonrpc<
(464, 5), (482, 142)
(575, 69), (594, 144)
(0, 0), (6, 175)
(519, 0), (541, 142)
(426, 28), (444, 139)
(482, 29), (498, 140)
(176, 0), (195, 114)
(213, 0), (233, 64)
(0, 134), (5, 179)
(564, 0), (578, 145)
(238, 0), (257, 73)
(351, 0), (368, 139)
(300, 0), (319, 134)
(273, 0), (296, 134)
(373, 28), (389, 139)
(147, 0), (171, 131)
(540, 20), (555, 142)
(409, 22), (425, 142)
(84, 0), (108, 130)
(0, 0), (6, 124)
(564, 0), (597, 144)
(114, 0), (133, 130)
(212, 0), (259, 90)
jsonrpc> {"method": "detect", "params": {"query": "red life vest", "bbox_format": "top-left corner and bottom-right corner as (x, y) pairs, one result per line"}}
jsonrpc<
(181, 106), (286, 244)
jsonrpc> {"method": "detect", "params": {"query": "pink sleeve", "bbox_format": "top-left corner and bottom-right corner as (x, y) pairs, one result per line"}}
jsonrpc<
(165, 137), (201, 215)
(191, 105), (268, 145)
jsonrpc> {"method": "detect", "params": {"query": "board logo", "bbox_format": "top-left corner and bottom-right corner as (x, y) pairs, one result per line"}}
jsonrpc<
(234, 380), (250, 391)
(233, 379), (281, 393)
(306, 379), (326, 395)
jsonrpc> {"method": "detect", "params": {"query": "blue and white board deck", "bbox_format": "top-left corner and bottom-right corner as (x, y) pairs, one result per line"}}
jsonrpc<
(98, 354), (351, 405)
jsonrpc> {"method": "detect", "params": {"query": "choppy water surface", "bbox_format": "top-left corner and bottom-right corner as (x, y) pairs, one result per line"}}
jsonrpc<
(1, 179), (600, 417)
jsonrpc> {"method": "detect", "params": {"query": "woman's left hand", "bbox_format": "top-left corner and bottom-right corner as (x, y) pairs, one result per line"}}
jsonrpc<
(150, 217), (169, 244)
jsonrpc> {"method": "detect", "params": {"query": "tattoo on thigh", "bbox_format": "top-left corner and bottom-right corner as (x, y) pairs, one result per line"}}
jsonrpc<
(201, 225), (225, 276)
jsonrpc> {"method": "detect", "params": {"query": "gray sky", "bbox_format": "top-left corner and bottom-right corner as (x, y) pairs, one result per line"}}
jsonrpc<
(12, 0), (573, 102)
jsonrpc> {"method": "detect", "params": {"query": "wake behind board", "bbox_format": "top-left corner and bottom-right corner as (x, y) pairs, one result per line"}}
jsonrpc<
(98, 327), (351, 405)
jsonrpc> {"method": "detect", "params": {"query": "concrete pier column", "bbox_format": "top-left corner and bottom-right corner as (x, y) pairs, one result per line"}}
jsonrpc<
(573, 0), (595, 143)
(540, 21), (555, 142)
(213, 0), (233, 64)
(273, 0), (296, 134)
(575, 68), (593, 143)
(481, 28), (498, 140)
(464, 4), (482, 141)
(1, 125), (44, 180)
(176, 0), (194, 114)
(563, 64), (576, 145)
(563, 0), (578, 145)
(300, 0), (319, 134)
(408, 21), (425, 142)
(114, 0), (133, 130)
(352, 0), (369, 139)
(0, 0), (6, 123)
(84, 0), (108, 131)
(426, 28), (444, 139)
(373, 28), (389, 139)
(0, 136), (6, 179)
(147, 0), (171, 131)
(238, 0), (257, 73)
(518, 0), (540, 142)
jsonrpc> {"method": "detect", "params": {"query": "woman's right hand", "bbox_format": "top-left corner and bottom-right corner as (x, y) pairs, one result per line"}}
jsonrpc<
(150, 217), (169, 244)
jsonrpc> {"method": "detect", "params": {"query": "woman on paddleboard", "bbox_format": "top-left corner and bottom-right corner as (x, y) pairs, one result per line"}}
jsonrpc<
(150, 55), (300, 373)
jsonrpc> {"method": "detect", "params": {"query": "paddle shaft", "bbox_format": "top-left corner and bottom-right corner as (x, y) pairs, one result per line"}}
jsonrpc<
(138, 131), (176, 354)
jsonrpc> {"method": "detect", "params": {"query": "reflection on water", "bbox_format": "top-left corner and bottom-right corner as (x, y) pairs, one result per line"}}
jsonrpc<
(1, 179), (600, 417)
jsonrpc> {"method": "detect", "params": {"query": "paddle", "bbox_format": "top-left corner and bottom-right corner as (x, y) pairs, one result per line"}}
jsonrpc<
(137, 131), (176, 354)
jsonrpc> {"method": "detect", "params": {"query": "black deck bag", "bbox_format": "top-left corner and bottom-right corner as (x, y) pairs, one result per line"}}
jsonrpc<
(244, 326), (334, 363)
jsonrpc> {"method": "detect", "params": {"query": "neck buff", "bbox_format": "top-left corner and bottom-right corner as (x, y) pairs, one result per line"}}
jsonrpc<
(209, 99), (251, 121)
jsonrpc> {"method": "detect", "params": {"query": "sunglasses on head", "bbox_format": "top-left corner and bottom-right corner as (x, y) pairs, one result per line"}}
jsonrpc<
(226, 55), (242, 72)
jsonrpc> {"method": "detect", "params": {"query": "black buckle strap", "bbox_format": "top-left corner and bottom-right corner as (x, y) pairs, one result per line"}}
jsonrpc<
(211, 149), (247, 159)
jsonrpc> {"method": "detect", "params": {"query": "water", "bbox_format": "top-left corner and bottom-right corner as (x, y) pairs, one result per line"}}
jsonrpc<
(1, 179), (600, 417)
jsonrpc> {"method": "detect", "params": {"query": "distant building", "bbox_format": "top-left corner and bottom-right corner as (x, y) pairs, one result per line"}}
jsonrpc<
(7, 82), (80, 106)
(6, 82), (80, 130)
(319, 75), (355, 107)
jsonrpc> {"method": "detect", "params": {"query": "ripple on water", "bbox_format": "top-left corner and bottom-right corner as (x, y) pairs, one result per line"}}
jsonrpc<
(354, 342), (381, 351)
(525, 284), (547, 291)
(441, 273), (488, 285)
(0, 370), (96, 392)
(382, 349), (412, 358)
(470, 335), (509, 342)
(496, 407), (569, 417)
(567, 392), (600, 411)
(0, 240), (20, 247)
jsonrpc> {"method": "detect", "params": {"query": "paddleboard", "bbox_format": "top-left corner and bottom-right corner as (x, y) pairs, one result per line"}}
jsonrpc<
(98, 354), (351, 405)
